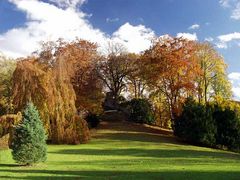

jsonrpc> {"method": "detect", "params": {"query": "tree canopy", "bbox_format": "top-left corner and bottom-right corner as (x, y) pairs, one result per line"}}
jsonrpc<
(0, 36), (233, 142)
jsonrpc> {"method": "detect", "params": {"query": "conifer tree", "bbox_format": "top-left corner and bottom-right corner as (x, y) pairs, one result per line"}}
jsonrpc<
(11, 103), (47, 165)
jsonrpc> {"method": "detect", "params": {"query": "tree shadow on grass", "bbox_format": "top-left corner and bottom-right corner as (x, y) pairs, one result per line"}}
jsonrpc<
(93, 131), (240, 154)
(0, 164), (20, 167)
(49, 130), (240, 160)
(0, 169), (240, 180)
(49, 148), (240, 160)
(97, 131), (183, 144)
(97, 121), (173, 136)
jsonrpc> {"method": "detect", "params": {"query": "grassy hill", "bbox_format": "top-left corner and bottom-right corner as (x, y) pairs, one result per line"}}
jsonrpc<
(0, 121), (240, 179)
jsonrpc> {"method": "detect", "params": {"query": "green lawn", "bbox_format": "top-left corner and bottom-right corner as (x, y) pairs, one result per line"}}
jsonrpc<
(0, 121), (240, 180)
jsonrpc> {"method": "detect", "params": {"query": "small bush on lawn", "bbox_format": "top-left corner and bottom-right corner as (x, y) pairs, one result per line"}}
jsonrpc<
(85, 112), (100, 128)
(11, 103), (47, 165)
(212, 105), (240, 150)
(122, 99), (155, 124)
(173, 97), (216, 146)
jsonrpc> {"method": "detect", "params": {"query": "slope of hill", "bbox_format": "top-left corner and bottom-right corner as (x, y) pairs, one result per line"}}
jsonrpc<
(0, 121), (240, 179)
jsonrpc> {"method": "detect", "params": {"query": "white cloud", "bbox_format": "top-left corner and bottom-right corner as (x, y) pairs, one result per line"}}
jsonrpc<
(188, 24), (200, 30)
(48, 0), (87, 9)
(159, 34), (173, 40)
(228, 72), (240, 100)
(0, 0), (155, 58)
(106, 18), (119, 23)
(231, 2), (240, 20)
(218, 32), (240, 42)
(232, 87), (240, 100)
(219, 0), (232, 8)
(205, 37), (214, 42)
(216, 32), (240, 48)
(112, 22), (155, 53)
(229, 72), (240, 80)
(215, 42), (228, 49)
(1, 0), (107, 57)
(219, 0), (240, 20)
(176, 32), (198, 41)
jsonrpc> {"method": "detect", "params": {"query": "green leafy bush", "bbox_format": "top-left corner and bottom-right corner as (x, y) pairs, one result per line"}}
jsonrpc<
(173, 98), (216, 146)
(174, 98), (240, 151)
(11, 103), (47, 165)
(85, 112), (100, 128)
(123, 99), (155, 124)
(212, 105), (240, 150)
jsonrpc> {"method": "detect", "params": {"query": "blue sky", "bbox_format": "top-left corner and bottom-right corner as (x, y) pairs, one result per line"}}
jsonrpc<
(82, 0), (240, 71)
(1, 0), (240, 97)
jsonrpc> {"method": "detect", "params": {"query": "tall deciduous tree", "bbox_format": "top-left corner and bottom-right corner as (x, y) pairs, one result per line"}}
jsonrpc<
(0, 54), (16, 115)
(95, 43), (133, 101)
(195, 42), (232, 104)
(126, 53), (147, 99)
(57, 39), (104, 114)
(142, 36), (201, 121)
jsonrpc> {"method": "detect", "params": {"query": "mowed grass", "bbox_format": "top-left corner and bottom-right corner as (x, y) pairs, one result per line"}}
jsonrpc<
(0, 121), (240, 180)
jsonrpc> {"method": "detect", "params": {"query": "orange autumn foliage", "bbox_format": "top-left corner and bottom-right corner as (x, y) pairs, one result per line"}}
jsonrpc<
(142, 36), (202, 120)
(11, 39), (100, 144)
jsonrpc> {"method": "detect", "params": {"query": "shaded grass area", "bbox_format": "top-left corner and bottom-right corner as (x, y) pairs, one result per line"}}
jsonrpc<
(0, 121), (240, 179)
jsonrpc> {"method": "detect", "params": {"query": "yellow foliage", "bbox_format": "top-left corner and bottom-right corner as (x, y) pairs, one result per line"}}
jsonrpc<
(12, 41), (91, 144)
(0, 112), (22, 148)
(0, 112), (22, 138)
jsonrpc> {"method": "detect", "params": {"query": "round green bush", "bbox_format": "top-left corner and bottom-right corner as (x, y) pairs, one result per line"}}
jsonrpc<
(123, 98), (155, 124)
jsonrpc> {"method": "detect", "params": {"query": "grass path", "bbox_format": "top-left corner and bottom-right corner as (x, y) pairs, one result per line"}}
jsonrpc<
(0, 121), (240, 179)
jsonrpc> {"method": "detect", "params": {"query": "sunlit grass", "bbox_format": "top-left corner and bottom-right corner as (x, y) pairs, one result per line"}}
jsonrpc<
(0, 122), (240, 179)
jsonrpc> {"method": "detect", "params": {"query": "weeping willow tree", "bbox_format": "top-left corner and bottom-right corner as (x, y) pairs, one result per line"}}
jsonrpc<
(11, 39), (97, 144)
